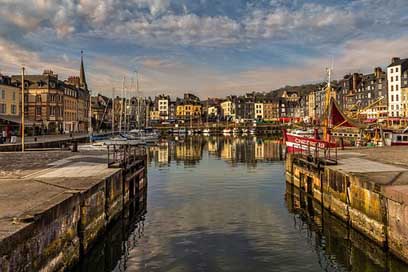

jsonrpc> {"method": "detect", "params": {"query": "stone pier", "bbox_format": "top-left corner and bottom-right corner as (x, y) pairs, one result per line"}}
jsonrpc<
(285, 146), (408, 264)
(0, 148), (147, 271)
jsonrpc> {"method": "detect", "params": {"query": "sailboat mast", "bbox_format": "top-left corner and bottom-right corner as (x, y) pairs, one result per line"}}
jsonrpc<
(124, 82), (127, 132)
(119, 76), (125, 133)
(112, 88), (115, 135)
(323, 67), (333, 141)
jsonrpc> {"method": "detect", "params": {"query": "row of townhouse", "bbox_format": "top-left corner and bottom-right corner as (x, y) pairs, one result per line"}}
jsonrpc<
(146, 91), (306, 123)
(0, 54), (91, 135)
(122, 56), (408, 126)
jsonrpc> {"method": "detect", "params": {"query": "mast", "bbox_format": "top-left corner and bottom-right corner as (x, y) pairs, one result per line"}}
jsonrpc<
(124, 81), (128, 132)
(323, 66), (333, 141)
(119, 76), (125, 133)
(206, 98), (209, 128)
(112, 88), (115, 135)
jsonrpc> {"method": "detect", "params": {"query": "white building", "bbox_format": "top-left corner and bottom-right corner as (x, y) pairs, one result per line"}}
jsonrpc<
(254, 103), (263, 120)
(207, 106), (218, 116)
(157, 95), (170, 120)
(387, 58), (408, 117)
(221, 100), (235, 120)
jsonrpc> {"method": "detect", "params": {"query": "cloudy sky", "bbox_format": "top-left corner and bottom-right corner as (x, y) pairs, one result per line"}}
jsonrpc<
(1, 0), (408, 98)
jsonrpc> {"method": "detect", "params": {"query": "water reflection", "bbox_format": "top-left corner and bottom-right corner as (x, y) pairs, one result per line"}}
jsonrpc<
(148, 135), (284, 167)
(74, 136), (408, 272)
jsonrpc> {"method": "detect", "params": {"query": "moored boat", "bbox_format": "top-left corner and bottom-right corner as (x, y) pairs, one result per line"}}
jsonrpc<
(282, 128), (334, 153)
(384, 129), (408, 146)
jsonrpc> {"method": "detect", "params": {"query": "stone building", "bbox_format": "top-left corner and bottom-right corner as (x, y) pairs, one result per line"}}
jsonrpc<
(0, 75), (20, 117)
(12, 70), (64, 133)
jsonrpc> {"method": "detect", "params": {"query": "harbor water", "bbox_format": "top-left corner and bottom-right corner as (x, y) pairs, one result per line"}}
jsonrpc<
(74, 135), (408, 272)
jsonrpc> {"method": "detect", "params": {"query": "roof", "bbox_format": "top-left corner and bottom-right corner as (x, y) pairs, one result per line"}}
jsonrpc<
(388, 58), (408, 67)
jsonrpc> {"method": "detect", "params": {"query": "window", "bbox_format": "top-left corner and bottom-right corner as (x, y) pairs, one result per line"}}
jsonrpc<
(391, 68), (394, 73)
(396, 85), (399, 91)
(396, 76), (399, 81)
(391, 76), (394, 82)
(1, 90), (4, 99)
(0, 103), (5, 113)
(396, 95), (399, 101)
(391, 85), (394, 91)
(11, 105), (16, 114)
(12, 92), (15, 101)
(396, 67), (399, 73)
(391, 95), (394, 102)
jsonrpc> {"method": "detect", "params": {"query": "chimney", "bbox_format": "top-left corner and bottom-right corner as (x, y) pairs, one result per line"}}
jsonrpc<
(374, 67), (382, 79)
(392, 57), (400, 64)
(352, 73), (359, 90)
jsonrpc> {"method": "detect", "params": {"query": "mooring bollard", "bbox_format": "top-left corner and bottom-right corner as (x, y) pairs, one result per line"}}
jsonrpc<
(72, 141), (78, 152)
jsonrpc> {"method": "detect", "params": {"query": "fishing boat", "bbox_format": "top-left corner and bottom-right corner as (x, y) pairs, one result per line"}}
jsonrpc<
(283, 67), (338, 153)
(282, 128), (331, 152)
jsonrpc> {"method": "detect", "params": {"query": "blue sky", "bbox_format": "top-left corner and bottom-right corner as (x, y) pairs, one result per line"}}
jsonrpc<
(1, 0), (408, 98)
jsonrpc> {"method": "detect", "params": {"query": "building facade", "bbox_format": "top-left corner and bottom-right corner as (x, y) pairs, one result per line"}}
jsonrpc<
(0, 75), (20, 117)
(387, 58), (408, 117)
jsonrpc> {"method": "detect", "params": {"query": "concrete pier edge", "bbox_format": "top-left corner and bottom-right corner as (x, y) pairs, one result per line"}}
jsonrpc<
(0, 151), (147, 272)
(285, 149), (408, 264)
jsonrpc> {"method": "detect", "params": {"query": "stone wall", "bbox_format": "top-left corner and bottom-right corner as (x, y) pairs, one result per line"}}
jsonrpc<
(0, 157), (147, 272)
(286, 154), (408, 263)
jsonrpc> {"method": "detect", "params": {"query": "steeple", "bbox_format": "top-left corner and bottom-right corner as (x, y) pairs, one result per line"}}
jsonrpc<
(80, 50), (88, 90)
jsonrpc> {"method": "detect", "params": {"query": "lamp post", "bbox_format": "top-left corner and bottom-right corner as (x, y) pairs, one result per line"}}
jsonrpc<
(21, 66), (25, 152)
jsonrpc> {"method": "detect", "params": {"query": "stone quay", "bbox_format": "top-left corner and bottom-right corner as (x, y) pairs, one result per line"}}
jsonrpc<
(285, 146), (408, 265)
(0, 145), (147, 271)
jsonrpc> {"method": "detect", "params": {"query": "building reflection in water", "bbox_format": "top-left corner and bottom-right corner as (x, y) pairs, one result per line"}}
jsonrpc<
(285, 182), (408, 272)
(147, 135), (284, 168)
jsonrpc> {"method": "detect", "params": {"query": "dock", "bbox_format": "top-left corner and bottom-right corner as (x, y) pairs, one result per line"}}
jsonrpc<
(0, 146), (147, 271)
(286, 146), (408, 264)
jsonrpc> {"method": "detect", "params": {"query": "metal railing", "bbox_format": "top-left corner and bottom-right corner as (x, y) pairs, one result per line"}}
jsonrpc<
(107, 143), (146, 168)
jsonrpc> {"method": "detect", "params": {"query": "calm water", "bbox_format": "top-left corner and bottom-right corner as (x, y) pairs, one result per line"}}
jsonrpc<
(75, 135), (408, 272)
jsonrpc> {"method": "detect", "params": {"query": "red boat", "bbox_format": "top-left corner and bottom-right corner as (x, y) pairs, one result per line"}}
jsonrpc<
(282, 128), (334, 153)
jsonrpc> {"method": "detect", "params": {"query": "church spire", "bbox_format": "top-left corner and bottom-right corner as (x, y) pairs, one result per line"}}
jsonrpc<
(80, 50), (88, 90)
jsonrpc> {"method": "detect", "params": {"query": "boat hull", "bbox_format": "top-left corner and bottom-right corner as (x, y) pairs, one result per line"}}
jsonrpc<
(283, 130), (335, 153)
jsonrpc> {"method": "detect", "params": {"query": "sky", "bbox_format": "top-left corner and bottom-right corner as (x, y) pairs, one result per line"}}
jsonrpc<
(1, 0), (408, 98)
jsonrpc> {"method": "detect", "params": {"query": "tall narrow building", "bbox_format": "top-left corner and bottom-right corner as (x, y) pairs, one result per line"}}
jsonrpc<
(387, 57), (408, 117)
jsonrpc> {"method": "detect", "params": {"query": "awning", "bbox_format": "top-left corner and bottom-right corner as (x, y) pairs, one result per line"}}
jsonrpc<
(363, 119), (377, 123)
(0, 115), (35, 126)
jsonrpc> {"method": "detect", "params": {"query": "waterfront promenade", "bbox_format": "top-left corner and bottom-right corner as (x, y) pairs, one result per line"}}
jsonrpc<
(0, 131), (113, 151)
(286, 145), (408, 264)
(0, 148), (147, 271)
